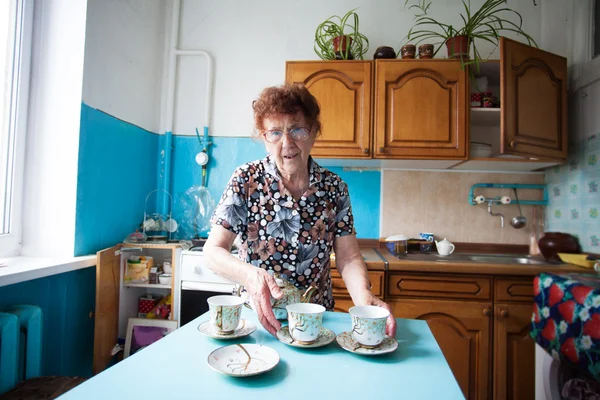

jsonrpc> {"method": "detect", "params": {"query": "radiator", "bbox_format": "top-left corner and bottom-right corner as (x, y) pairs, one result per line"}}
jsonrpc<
(0, 305), (42, 395)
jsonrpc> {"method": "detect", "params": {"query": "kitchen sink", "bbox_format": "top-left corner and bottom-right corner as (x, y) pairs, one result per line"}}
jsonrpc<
(467, 255), (548, 265)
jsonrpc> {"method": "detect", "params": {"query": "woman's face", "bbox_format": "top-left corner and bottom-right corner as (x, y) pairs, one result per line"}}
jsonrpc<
(262, 112), (315, 176)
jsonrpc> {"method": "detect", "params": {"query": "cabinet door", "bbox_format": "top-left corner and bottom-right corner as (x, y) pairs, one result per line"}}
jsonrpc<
(374, 60), (468, 159)
(286, 61), (372, 158)
(93, 246), (120, 375)
(493, 303), (535, 400)
(501, 37), (568, 159)
(390, 299), (491, 400)
(333, 297), (353, 313)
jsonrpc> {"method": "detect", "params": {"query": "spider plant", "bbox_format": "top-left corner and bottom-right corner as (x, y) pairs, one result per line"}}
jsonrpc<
(314, 8), (369, 60)
(403, 0), (538, 69)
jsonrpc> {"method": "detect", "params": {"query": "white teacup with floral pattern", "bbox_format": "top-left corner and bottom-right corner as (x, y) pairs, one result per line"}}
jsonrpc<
(208, 295), (244, 334)
(349, 305), (390, 348)
(286, 303), (325, 345)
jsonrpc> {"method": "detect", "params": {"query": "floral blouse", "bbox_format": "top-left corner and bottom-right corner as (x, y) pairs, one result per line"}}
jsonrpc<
(211, 155), (355, 310)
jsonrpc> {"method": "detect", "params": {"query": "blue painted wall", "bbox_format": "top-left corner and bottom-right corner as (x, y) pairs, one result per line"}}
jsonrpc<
(75, 104), (159, 256)
(169, 136), (381, 239)
(0, 268), (96, 378)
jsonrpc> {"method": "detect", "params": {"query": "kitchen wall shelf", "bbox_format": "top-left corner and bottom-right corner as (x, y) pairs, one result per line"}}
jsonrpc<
(469, 183), (548, 206)
(470, 108), (500, 126)
(124, 283), (171, 289)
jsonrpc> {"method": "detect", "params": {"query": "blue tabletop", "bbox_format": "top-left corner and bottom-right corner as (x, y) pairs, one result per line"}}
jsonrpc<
(60, 310), (464, 399)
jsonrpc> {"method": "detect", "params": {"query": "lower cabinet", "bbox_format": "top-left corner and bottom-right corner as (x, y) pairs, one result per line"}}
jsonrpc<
(386, 272), (534, 400)
(331, 269), (384, 312)
(493, 303), (535, 400)
(389, 299), (492, 400)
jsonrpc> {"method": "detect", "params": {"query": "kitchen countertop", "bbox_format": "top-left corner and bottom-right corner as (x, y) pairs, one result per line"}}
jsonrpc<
(350, 248), (584, 276)
(59, 309), (464, 399)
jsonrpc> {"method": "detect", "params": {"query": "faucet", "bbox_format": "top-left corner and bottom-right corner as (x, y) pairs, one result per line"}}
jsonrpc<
(488, 202), (504, 228)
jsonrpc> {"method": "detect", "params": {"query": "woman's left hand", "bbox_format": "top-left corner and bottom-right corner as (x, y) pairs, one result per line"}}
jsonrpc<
(357, 294), (397, 338)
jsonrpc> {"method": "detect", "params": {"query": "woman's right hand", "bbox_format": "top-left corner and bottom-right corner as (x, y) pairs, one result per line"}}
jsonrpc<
(243, 268), (283, 336)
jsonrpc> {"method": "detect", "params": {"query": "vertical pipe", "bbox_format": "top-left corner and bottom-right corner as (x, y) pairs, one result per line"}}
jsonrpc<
(159, 0), (181, 214)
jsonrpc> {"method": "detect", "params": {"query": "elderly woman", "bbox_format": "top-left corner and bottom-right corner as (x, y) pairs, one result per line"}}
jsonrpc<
(204, 84), (396, 337)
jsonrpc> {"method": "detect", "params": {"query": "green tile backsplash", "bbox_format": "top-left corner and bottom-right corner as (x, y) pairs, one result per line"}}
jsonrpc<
(545, 133), (600, 252)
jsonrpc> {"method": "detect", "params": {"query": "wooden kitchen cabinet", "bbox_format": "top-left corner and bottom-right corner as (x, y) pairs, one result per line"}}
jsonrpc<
(493, 276), (535, 400)
(331, 269), (384, 312)
(93, 243), (182, 374)
(501, 37), (568, 160)
(457, 37), (568, 171)
(386, 271), (536, 400)
(285, 61), (372, 158)
(286, 37), (567, 170)
(390, 298), (492, 399)
(374, 60), (468, 159)
(494, 302), (535, 400)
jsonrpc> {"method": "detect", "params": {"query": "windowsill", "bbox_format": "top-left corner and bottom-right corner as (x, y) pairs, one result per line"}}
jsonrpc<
(0, 255), (97, 288)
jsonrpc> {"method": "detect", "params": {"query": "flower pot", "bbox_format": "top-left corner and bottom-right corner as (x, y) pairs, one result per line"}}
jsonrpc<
(400, 44), (416, 59)
(333, 35), (354, 60)
(373, 46), (397, 59)
(445, 35), (470, 59)
(418, 44), (434, 59)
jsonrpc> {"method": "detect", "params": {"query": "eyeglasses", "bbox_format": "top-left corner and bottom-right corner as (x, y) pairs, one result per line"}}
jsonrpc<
(263, 127), (311, 143)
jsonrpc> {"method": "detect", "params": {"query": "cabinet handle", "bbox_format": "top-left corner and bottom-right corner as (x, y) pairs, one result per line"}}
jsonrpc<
(510, 141), (517, 148)
(483, 308), (491, 317)
(379, 147), (384, 153)
(363, 148), (369, 154)
(500, 309), (510, 318)
(89, 311), (94, 319)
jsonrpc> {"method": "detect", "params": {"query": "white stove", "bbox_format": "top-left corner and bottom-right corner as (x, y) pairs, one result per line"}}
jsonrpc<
(178, 249), (236, 326)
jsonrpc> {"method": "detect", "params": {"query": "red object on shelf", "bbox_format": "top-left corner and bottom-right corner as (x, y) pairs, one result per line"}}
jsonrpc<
(139, 295), (161, 314)
(471, 92), (483, 107)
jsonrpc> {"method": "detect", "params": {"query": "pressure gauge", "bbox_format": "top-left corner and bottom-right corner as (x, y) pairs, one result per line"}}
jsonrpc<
(195, 152), (209, 166)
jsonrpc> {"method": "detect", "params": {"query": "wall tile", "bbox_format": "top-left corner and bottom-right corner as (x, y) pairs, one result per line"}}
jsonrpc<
(545, 111), (600, 253)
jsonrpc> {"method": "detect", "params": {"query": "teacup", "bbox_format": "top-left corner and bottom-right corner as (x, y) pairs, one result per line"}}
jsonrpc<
(349, 305), (390, 348)
(286, 303), (326, 345)
(207, 295), (244, 334)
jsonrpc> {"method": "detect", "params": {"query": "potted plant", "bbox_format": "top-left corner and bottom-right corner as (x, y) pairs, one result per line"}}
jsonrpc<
(403, 0), (537, 69)
(314, 9), (369, 60)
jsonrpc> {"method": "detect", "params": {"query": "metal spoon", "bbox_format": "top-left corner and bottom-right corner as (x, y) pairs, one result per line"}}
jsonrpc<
(510, 189), (527, 229)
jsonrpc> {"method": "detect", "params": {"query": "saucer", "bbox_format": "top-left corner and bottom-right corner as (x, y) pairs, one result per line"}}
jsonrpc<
(208, 344), (279, 377)
(336, 331), (398, 356)
(276, 326), (336, 348)
(197, 319), (256, 339)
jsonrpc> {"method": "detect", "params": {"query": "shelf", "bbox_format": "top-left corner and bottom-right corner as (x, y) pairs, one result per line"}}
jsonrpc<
(124, 283), (171, 289)
(450, 157), (562, 172)
(470, 108), (500, 126)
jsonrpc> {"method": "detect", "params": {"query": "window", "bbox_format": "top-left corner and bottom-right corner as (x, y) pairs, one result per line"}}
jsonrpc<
(0, 0), (33, 257)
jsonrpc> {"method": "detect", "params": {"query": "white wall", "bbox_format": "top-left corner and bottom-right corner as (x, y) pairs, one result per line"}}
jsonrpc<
(173, 0), (547, 137)
(82, 0), (166, 133)
(22, 0), (88, 257)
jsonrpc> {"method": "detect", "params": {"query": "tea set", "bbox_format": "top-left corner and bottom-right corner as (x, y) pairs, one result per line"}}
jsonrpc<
(202, 281), (399, 377)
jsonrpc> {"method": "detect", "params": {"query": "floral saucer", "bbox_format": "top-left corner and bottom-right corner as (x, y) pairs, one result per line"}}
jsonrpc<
(208, 343), (279, 377)
(276, 326), (336, 348)
(197, 319), (256, 339)
(335, 331), (398, 356)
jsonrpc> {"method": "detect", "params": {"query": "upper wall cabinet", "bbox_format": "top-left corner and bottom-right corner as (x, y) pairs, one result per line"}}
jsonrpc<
(286, 61), (372, 158)
(501, 37), (568, 159)
(286, 37), (568, 170)
(374, 60), (467, 159)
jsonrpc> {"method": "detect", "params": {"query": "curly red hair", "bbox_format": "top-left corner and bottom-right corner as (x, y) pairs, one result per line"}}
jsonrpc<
(252, 84), (321, 137)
